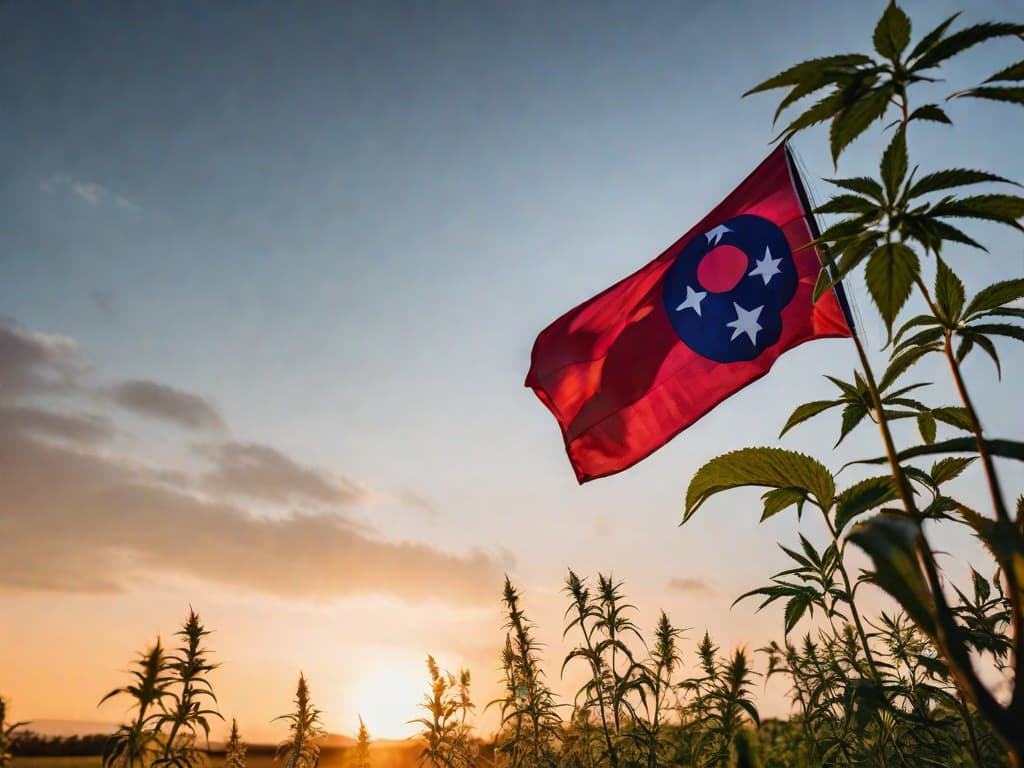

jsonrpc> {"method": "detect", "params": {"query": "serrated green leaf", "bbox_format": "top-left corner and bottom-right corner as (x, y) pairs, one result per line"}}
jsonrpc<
(760, 487), (808, 521)
(912, 22), (1024, 72)
(873, 2), (912, 59)
(908, 168), (1019, 199)
(931, 406), (973, 432)
(865, 241), (919, 334)
(848, 514), (936, 635)
(684, 447), (836, 522)
(784, 592), (812, 634)
(815, 194), (880, 215)
(907, 104), (952, 124)
(917, 411), (937, 444)
(930, 456), (977, 484)
(967, 322), (1024, 343)
(780, 399), (841, 436)
(985, 60), (1024, 83)
(830, 87), (892, 164)
(834, 476), (900, 533)
(881, 129), (908, 201)
(744, 54), (875, 96)
(902, 216), (987, 252)
(894, 313), (939, 345)
(879, 344), (937, 391)
(934, 257), (965, 324)
(957, 331), (1003, 378)
(827, 176), (886, 201)
(907, 13), (960, 62)
(775, 90), (850, 142)
(953, 86), (1024, 106)
(965, 279), (1024, 317)
(813, 235), (878, 302)
(893, 325), (943, 354)
(971, 569), (991, 603)
(832, 402), (867, 448)
(931, 193), (1024, 229)
(855, 437), (1024, 466)
(772, 73), (841, 126)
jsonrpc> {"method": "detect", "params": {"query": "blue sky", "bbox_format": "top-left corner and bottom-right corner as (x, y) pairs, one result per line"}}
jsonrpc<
(2, 0), (1022, 741)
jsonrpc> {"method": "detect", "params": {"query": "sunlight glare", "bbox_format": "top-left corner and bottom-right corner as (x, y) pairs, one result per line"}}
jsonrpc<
(350, 657), (427, 741)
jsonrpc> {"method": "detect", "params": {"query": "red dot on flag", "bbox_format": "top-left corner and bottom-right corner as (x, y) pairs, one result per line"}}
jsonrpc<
(697, 244), (747, 293)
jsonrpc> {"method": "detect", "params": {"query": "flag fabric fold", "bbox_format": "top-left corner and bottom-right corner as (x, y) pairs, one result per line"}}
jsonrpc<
(525, 143), (852, 483)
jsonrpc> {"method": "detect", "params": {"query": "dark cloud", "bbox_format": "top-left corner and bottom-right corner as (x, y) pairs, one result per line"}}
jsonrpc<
(200, 441), (366, 507)
(0, 428), (501, 603)
(111, 380), (225, 432)
(0, 323), (84, 399)
(0, 404), (113, 444)
(667, 577), (714, 595)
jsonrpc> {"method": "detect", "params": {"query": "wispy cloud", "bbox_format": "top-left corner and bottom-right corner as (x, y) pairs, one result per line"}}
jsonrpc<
(0, 427), (501, 602)
(200, 441), (367, 507)
(110, 380), (225, 432)
(0, 322), (86, 398)
(0, 318), (499, 603)
(39, 173), (140, 211)
(667, 577), (714, 595)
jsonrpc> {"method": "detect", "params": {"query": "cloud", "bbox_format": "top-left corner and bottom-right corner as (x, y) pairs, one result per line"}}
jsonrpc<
(0, 427), (501, 603)
(0, 404), (113, 444)
(111, 380), (225, 432)
(39, 173), (140, 211)
(0, 319), (490, 603)
(200, 441), (367, 506)
(667, 577), (714, 595)
(0, 322), (85, 399)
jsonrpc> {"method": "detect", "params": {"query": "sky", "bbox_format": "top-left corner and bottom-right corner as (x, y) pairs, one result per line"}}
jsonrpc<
(2, 0), (1023, 745)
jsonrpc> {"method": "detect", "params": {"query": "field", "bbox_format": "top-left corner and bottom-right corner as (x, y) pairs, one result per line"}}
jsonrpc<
(11, 748), (425, 768)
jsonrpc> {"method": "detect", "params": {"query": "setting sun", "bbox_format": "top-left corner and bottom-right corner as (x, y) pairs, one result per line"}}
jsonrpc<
(348, 658), (431, 741)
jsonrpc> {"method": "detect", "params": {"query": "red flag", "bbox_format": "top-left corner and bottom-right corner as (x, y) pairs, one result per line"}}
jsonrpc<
(525, 143), (852, 483)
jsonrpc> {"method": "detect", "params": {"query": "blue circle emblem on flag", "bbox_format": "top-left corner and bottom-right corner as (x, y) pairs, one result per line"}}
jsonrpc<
(662, 214), (798, 363)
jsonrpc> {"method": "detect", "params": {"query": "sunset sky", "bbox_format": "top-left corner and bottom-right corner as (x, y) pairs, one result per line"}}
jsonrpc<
(2, 0), (1022, 744)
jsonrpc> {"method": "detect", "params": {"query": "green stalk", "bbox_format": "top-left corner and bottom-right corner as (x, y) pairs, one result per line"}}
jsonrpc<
(848, 330), (1015, 749)
(818, 507), (881, 683)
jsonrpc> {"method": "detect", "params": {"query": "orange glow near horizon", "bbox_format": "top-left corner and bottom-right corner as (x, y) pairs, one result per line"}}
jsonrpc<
(347, 657), (430, 742)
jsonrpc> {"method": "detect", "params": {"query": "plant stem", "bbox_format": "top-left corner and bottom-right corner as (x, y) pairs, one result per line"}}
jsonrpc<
(819, 508), (880, 681)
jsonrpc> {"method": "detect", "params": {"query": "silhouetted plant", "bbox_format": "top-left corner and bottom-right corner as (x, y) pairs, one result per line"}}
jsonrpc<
(354, 716), (370, 768)
(0, 696), (29, 768)
(224, 719), (246, 768)
(411, 656), (477, 768)
(155, 609), (222, 768)
(491, 577), (561, 768)
(678, 634), (759, 768)
(274, 673), (326, 768)
(100, 638), (171, 768)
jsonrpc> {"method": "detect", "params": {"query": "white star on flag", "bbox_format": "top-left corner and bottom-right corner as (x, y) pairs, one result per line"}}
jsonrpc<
(704, 224), (732, 247)
(748, 246), (782, 285)
(675, 285), (707, 316)
(726, 302), (764, 344)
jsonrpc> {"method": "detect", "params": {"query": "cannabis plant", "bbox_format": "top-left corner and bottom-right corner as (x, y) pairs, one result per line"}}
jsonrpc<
(224, 719), (247, 768)
(490, 577), (561, 768)
(0, 697), (28, 768)
(274, 673), (327, 768)
(684, 2), (1024, 764)
(354, 716), (370, 768)
(100, 638), (172, 768)
(411, 656), (477, 768)
(156, 610), (222, 768)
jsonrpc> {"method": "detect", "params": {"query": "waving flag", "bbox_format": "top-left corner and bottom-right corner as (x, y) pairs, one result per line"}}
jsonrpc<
(525, 143), (853, 483)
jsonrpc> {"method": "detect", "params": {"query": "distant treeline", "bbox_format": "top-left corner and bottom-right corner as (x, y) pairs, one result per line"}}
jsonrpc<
(9, 732), (109, 757)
